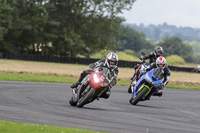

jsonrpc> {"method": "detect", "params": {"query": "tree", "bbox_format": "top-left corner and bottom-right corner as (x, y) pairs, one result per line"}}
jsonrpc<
(156, 37), (194, 62)
(2, 0), (48, 54)
(188, 41), (200, 63)
(153, 28), (160, 41)
(45, 0), (136, 57)
(1, 0), (137, 57)
(0, 0), (12, 46)
(117, 25), (153, 54)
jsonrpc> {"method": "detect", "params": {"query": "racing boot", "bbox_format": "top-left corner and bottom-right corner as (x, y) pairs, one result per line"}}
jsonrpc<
(71, 69), (88, 89)
(71, 81), (80, 88)
(153, 90), (163, 97)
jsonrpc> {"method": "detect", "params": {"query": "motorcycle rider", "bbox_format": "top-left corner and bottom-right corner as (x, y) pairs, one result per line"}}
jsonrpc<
(130, 46), (164, 94)
(71, 52), (119, 99)
(130, 56), (170, 104)
(139, 46), (164, 65)
(132, 46), (164, 78)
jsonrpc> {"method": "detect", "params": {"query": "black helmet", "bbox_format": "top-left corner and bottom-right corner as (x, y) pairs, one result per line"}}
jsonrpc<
(155, 46), (163, 55)
(105, 52), (118, 69)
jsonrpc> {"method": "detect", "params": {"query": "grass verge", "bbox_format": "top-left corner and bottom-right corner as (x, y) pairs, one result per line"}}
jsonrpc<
(0, 73), (77, 83)
(0, 73), (200, 90)
(165, 84), (200, 90)
(0, 120), (104, 133)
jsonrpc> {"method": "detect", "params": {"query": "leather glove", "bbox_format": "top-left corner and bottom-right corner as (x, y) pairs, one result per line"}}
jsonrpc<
(139, 57), (143, 61)
(86, 69), (94, 73)
(159, 83), (164, 90)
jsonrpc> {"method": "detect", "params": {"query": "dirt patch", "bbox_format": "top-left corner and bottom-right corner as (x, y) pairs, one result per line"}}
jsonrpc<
(1, 60), (200, 86)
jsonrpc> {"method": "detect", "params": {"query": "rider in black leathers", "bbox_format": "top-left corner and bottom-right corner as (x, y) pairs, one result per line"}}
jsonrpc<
(131, 46), (164, 80)
(71, 52), (119, 99)
(146, 57), (171, 88)
(143, 56), (171, 97)
(139, 46), (164, 65)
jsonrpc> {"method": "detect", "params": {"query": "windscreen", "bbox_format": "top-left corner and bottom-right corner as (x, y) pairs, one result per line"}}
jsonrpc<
(152, 68), (164, 79)
(102, 67), (111, 79)
(99, 67), (111, 80)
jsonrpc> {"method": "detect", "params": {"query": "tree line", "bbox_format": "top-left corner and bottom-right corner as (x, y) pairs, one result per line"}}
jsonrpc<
(126, 22), (200, 43)
(0, 0), (136, 57)
(0, 0), (197, 63)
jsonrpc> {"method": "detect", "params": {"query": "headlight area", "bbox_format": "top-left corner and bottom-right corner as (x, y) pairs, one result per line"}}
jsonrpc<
(89, 73), (105, 89)
(93, 73), (100, 83)
(144, 73), (152, 83)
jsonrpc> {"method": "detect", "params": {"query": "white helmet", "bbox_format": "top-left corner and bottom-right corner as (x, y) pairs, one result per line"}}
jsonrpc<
(105, 52), (118, 69)
(156, 56), (166, 68)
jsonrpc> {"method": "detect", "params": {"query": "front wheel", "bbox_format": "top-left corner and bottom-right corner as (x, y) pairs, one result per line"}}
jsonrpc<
(131, 87), (149, 105)
(77, 88), (96, 108)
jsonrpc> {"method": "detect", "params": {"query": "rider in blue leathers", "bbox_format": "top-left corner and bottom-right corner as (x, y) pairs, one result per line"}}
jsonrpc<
(132, 56), (171, 101)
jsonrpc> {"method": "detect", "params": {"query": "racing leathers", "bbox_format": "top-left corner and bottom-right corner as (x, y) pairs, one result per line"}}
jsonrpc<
(71, 59), (119, 99)
(132, 52), (161, 81)
(140, 52), (161, 65)
(132, 62), (171, 100)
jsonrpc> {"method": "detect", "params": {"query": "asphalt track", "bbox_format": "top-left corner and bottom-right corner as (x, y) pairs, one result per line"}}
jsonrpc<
(0, 81), (200, 133)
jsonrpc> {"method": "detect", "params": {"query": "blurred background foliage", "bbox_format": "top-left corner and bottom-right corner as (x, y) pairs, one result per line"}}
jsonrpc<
(0, 0), (199, 64)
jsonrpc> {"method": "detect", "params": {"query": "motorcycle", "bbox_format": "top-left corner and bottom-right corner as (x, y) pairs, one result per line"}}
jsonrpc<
(128, 52), (149, 93)
(129, 67), (163, 105)
(69, 67), (112, 108)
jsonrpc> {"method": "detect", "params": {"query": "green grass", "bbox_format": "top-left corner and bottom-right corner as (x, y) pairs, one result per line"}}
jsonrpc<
(116, 80), (200, 90)
(0, 72), (200, 90)
(0, 73), (77, 83)
(90, 50), (139, 62)
(0, 120), (104, 133)
(165, 84), (200, 90)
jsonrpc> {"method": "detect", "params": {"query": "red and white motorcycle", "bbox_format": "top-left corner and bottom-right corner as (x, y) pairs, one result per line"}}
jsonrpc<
(69, 67), (112, 108)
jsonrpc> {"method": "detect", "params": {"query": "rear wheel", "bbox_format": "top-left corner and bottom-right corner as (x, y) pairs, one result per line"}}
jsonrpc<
(69, 97), (77, 106)
(69, 88), (79, 106)
(128, 85), (132, 93)
(131, 87), (149, 105)
(128, 76), (136, 93)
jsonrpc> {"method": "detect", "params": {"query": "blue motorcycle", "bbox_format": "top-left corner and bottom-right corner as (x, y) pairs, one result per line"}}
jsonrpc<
(129, 67), (163, 105)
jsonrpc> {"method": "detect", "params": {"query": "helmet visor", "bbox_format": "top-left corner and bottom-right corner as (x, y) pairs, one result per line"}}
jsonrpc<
(156, 49), (163, 54)
(109, 60), (117, 65)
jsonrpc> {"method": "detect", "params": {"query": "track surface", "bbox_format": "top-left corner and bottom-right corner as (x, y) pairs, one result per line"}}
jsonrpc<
(0, 81), (200, 133)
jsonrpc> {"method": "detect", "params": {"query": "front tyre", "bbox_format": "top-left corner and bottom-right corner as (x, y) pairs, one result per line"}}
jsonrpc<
(131, 87), (149, 105)
(77, 88), (96, 108)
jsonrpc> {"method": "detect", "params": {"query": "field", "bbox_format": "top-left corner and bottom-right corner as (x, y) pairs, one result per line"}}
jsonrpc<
(0, 59), (200, 87)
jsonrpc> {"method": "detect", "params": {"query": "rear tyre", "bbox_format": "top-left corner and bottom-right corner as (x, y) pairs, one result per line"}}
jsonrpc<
(69, 97), (77, 106)
(77, 88), (96, 108)
(131, 87), (149, 105)
(128, 85), (132, 93)
(128, 76), (136, 93)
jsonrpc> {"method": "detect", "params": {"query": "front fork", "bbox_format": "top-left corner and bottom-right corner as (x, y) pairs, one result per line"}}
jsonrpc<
(134, 83), (152, 99)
